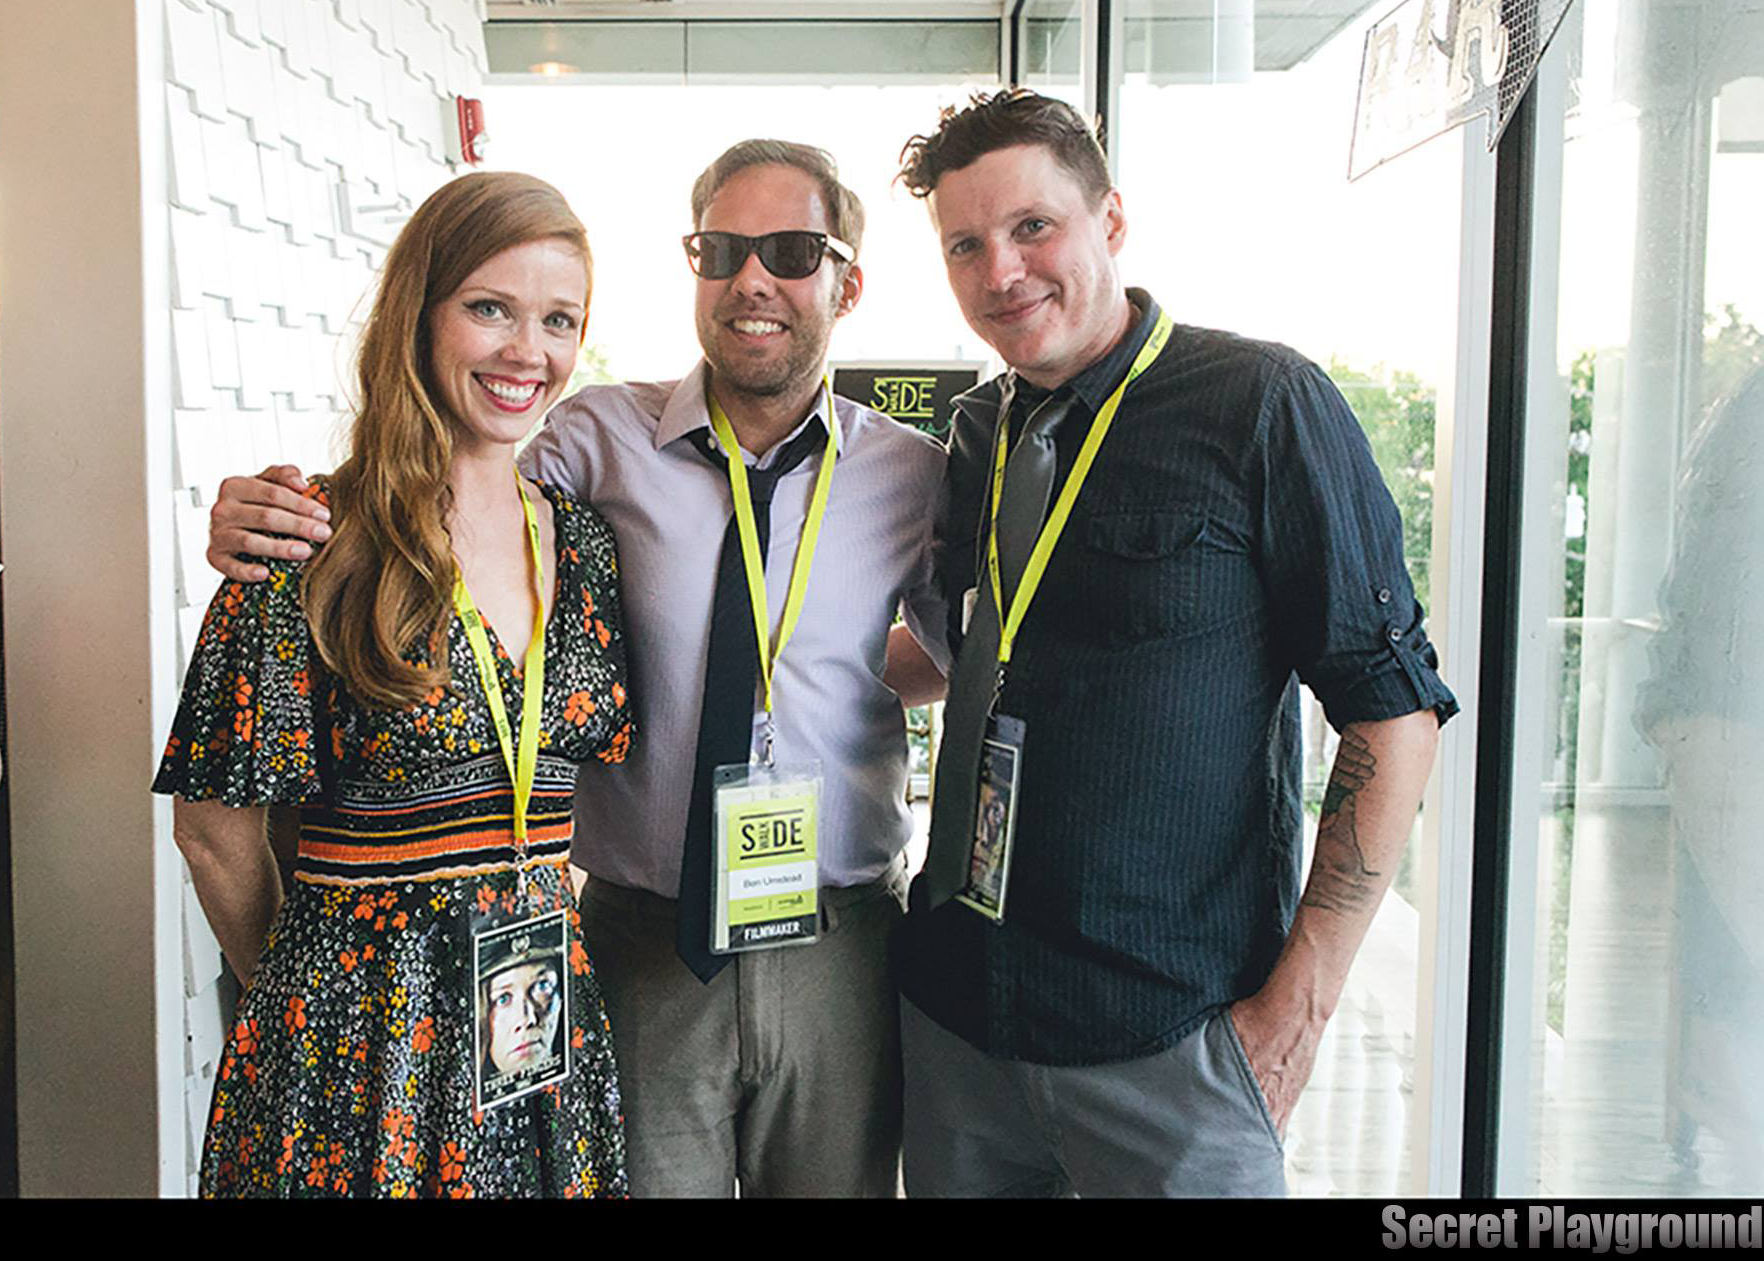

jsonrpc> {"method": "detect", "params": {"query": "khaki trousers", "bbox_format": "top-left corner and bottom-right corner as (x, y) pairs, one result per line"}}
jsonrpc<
(580, 865), (906, 1197)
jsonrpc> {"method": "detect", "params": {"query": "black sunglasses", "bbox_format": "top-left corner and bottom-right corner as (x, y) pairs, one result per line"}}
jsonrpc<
(682, 230), (855, 281)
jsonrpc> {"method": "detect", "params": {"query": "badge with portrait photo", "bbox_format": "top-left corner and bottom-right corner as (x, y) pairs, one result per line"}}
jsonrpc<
(956, 713), (1025, 924)
(472, 909), (571, 1111)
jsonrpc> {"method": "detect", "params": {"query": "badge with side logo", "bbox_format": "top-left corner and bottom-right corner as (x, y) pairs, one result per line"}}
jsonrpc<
(712, 761), (822, 953)
(956, 714), (1024, 924)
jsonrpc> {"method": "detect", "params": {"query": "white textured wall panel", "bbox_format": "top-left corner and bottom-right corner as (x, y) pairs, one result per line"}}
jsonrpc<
(257, 0), (286, 54)
(281, 0), (313, 78)
(204, 304), (242, 390)
(213, 0), (260, 43)
(172, 496), (215, 616)
(169, 208), (208, 309)
(222, 225), (262, 318)
(174, 408), (228, 495)
(236, 322), (273, 411)
(167, 87), (211, 209)
(171, 307), (215, 410)
(166, 0), (226, 121)
(360, 0), (393, 52)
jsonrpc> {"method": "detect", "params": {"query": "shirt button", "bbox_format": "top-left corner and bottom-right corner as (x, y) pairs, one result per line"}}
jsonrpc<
(1377, 587), (1392, 604)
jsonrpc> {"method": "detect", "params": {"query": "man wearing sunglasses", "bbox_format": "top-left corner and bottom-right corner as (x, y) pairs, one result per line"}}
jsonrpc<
(204, 140), (950, 1198)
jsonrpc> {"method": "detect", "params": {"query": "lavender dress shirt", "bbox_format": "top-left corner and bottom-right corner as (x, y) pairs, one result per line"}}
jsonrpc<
(520, 360), (948, 895)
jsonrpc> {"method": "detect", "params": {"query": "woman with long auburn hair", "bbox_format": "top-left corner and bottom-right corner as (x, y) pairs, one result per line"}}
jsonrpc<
(154, 171), (632, 1198)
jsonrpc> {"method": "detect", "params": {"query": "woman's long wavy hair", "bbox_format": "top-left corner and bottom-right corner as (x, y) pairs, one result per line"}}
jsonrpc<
(303, 172), (591, 709)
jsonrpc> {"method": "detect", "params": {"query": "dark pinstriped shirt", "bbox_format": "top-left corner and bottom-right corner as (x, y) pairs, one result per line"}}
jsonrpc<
(897, 291), (1458, 1066)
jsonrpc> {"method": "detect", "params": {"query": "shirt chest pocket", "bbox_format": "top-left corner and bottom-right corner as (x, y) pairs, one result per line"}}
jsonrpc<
(1070, 507), (1226, 644)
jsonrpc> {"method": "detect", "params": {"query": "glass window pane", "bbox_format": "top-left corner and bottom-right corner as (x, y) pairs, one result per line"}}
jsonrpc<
(1019, 0), (1086, 111)
(1115, 0), (1462, 1196)
(1503, 0), (1764, 1196)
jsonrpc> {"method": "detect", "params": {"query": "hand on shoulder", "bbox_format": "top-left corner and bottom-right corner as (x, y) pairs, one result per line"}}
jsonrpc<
(208, 464), (333, 583)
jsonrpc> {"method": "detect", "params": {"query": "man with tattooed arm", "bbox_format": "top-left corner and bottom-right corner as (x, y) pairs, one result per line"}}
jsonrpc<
(893, 91), (1456, 1197)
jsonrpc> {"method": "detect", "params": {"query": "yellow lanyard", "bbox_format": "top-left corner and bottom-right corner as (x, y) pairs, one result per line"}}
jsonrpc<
(708, 379), (840, 740)
(451, 471), (547, 850)
(987, 310), (1174, 665)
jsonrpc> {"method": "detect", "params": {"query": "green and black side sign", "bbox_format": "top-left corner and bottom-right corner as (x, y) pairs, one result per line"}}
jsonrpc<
(832, 362), (986, 440)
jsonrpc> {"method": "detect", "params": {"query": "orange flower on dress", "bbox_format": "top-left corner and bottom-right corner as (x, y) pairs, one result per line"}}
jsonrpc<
(437, 1141), (466, 1183)
(572, 1026), (586, 1050)
(338, 949), (358, 973)
(278, 1134), (296, 1175)
(384, 1109), (414, 1139)
(290, 668), (312, 697)
(233, 708), (255, 743)
(283, 996), (307, 1034)
(596, 722), (633, 765)
(570, 938), (590, 977)
(233, 1018), (259, 1056)
(611, 682), (626, 709)
(447, 1182), (475, 1199)
(564, 691), (596, 726)
(593, 618), (610, 648)
(411, 1017), (435, 1054)
(475, 886), (497, 914)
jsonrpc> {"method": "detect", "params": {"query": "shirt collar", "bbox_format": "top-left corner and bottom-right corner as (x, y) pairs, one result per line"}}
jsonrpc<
(656, 359), (843, 465)
(1061, 288), (1162, 415)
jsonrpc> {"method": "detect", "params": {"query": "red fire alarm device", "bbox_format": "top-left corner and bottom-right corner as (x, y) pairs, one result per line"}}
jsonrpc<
(455, 96), (487, 165)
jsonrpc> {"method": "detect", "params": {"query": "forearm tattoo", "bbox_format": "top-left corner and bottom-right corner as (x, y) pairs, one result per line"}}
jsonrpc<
(1303, 728), (1383, 915)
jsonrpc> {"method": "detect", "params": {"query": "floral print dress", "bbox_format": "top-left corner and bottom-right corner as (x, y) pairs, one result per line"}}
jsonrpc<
(154, 480), (632, 1199)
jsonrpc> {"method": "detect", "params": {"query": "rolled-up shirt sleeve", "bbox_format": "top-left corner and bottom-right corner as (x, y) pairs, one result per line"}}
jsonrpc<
(1255, 359), (1458, 732)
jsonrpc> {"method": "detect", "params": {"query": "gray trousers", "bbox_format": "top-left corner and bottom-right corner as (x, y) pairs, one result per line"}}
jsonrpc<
(901, 997), (1287, 1198)
(580, 867), (906, 1198)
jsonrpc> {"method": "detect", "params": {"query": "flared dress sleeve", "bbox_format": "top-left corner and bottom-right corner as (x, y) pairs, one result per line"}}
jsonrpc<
(153, 528), (327, 807)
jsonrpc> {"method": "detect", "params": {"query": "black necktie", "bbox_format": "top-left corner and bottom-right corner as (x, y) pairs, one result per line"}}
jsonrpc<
(924, 383), (1074, 909)
(676, 419), (829, 982)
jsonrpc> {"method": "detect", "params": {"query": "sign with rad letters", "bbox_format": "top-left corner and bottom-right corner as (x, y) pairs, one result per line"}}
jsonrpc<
(831, 362), (985, 440)
(1350, 0), (1578, 180)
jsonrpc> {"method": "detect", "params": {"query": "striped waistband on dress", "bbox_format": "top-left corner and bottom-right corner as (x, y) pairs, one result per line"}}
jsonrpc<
(293, 754), (579, 887)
